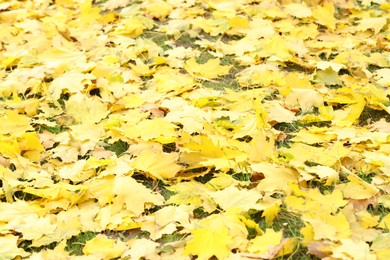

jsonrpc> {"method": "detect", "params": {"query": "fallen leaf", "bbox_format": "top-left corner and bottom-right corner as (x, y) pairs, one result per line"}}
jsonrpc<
(132, 150), (182, 179)
(83, 235), (127, 259)
(185, 57), (231, 79)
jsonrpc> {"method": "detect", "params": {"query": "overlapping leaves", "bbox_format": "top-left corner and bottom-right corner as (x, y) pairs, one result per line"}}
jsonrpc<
(1, 0), (390, 259)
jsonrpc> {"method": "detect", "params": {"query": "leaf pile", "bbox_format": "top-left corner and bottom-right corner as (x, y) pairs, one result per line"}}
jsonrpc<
(1, 0), (390, 259)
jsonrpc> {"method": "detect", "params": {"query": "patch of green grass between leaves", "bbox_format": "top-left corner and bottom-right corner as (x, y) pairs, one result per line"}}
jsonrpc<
(247, 205), (317, 259)
(105, 139), (129, 157)
(65, 231), (98, 255)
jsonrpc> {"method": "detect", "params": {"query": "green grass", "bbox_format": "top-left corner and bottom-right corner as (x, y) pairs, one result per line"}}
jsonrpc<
(158, 231), (188, 244)
(132, 173), (175, 200)
(36, 123), (67, 134)
(358, 106), (390, 125)
(195, 51), (214, 64)
(356, 171), (376, 183)
(368, 204), (390, 228)
(273, 122), (303, 133)
(65, 231), (98, 255)
(175, 32), (198, 48)
(105, 139), (129, 157)
(142, 31), (171, 51)
(19, 241), (58, 253)
(246, 205), (319, 259)
(231, 172), (251, 182)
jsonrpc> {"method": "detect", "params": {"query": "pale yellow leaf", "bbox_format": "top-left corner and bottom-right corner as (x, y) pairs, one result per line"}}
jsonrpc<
(0, 110), (33, 136)
(316, 61), (346, 72)
(357, 17), (387, 35)
(252, 162), (299, 193)
(372, 233), (390, 260)
(248, 228), (282, 255)
(184, 57), (231, 79)
(262, 203), (280, 225)
(0, 234), (29, 259)
(132, 150), (182, 179)
(124, 239), (159, 259)
(312, 2), (337, 31)
(65, 94), (109, 124)
(49, 72), (95, 100)
(125, 117), (178, 143)
(210, 185), (262, 211)
(184, 222), (232, 260)
(284, 3), (312, 18)
(113, 175), (164, 215)
(83, 235), (127, 259)
(332, 239), (376, 260)
(337, 174), (379, 200)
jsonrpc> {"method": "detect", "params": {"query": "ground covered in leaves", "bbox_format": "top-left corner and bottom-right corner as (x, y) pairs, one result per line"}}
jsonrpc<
(1, 0), (390, 259)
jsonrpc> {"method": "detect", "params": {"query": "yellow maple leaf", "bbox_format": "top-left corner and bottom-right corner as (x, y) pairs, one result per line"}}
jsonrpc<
(83, 235), (127, 259)
(375, 68), (390, 87)
(239, 214), (264, 235)
(167, 181), (216, 212)
(31, 207), (83, 247)
(300, 223), (315, 246)
(119, 94), (146, 109)
(252, 162), (299, 193)
(306, 212), (351, 240)
(193, 17), (231, 36)
(114, 17), (146, 37)
(18, 132), (44, 152)
(336, 174), (379, 200)
(378, 195), (390, 209)
(125, 117), (178, 143)
(210, 185), (262, 212)
(228, 16), (249, 30)
(155, 204), (191, 228)
(305, 165), (339, 185)
(378, 213), (390, 230)
(264, 100), (296, 123)
(184, 57), (231, 79)
(49, 72), (96, 100)
(283, 3), (312, 18)
(357, 211), (380, 228)
(0, 234), (30, 259)
(14, 215), (56, 241)
(125, 238), (159, 259)
(332, 96), (366, 127)
(312, 2), (337, 31)
(276, 238), (299, 258)
(5, 96), (40, 117)
(248, 228), (283, 255)
(0, 110), (33, 136)
(0, 135), (21, 158)
(144, 0), (172, 19)
(132, 150), (182, 179)
(280, 142), (349, 167)
(246, 133), (277, 163)
(79, 0), (101, 25)
(65, 94), (109, 124)
(23, 182), (88, 207)
(262, 202), (281, 225)
(372, 233), (390, 260)
(315, 67), (341, 86)
(257, 37), (293, 61)
(285, 184), (348, 215)
(357, 17), (387, 35)
(151, 68), (195, 94)
(206, 173), (234, 190)
(113, 175), (164, 215)
(332, 239), (376, 260)
(184, 218), (232, 260)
